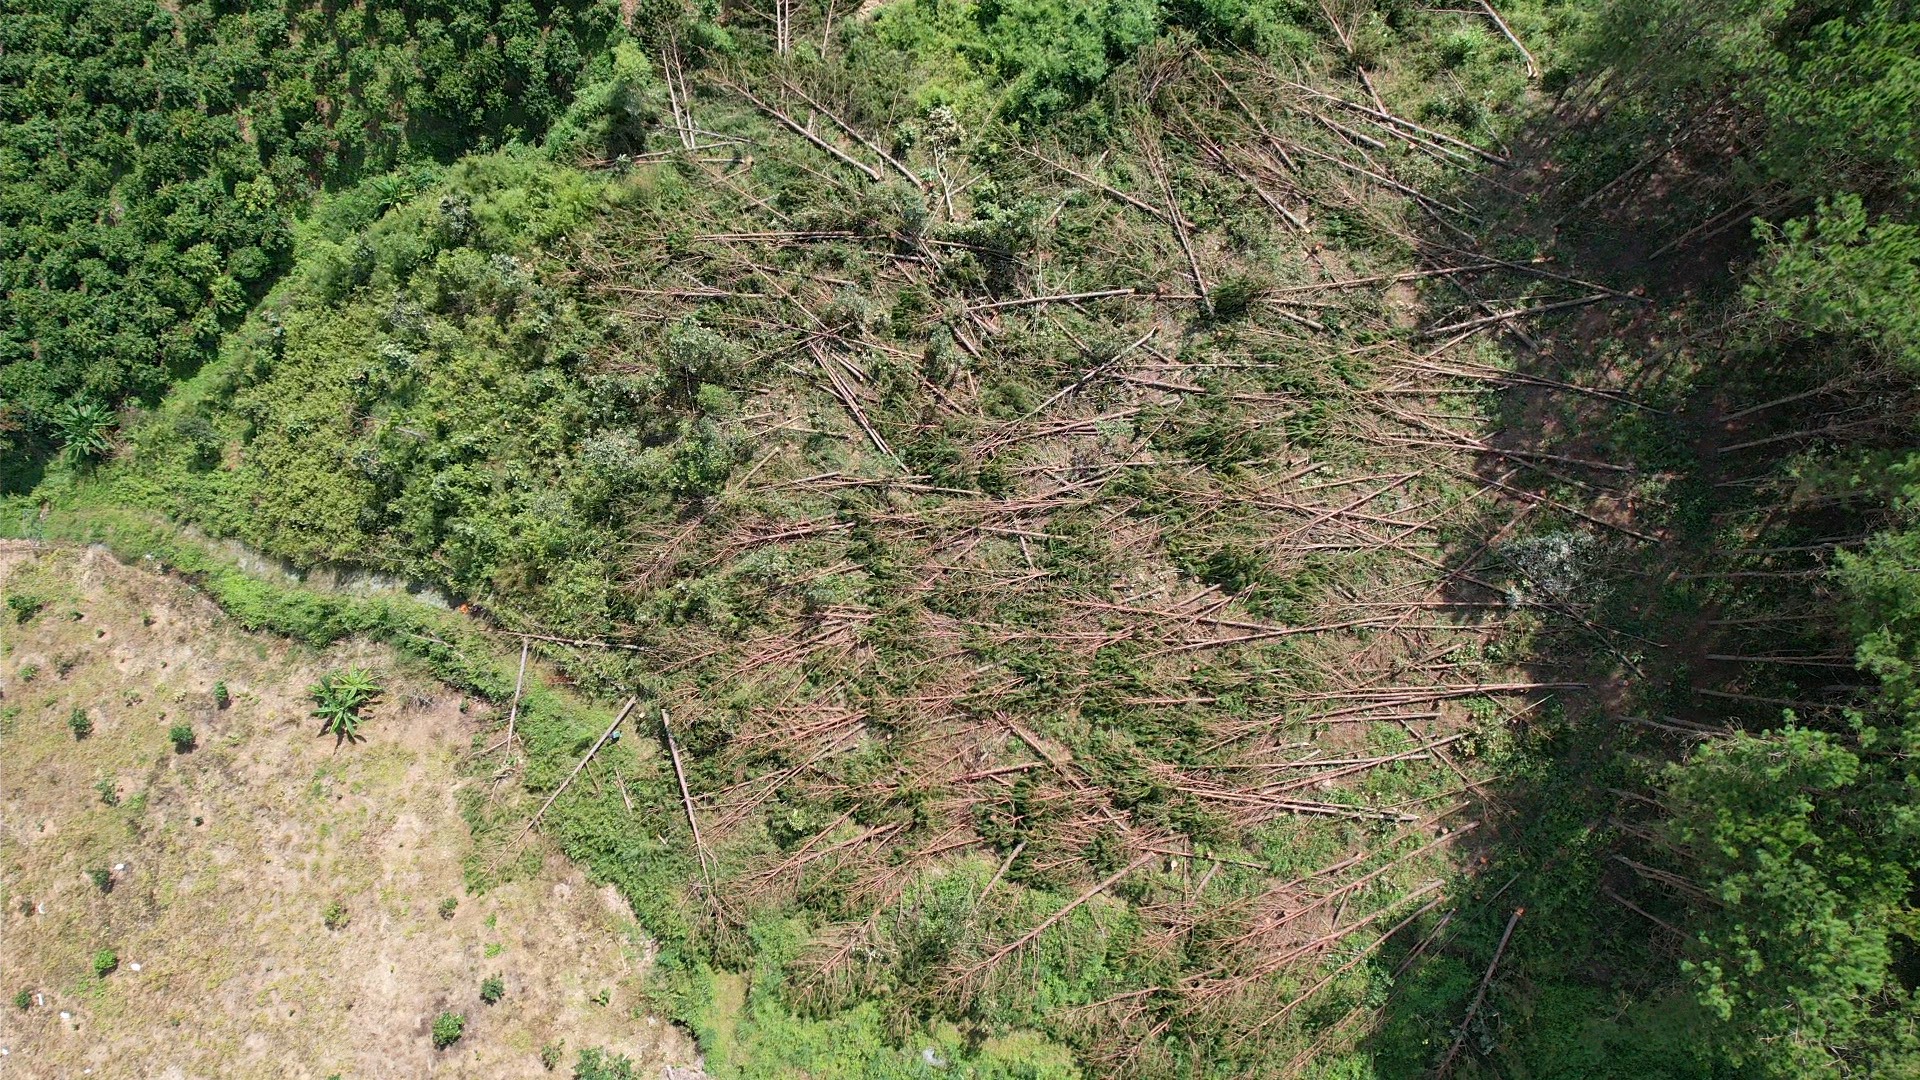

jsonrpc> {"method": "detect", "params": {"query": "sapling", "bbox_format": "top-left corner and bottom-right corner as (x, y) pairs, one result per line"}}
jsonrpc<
(311, 668), (381, 742)
(431, 1011), (465, 1049)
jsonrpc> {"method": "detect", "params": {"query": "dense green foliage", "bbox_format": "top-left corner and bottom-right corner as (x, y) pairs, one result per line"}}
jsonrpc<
(1578, 0), (1919, 205)
(131, 152), (634, 630)
(0, 0), (618, 478)
(1665, 728), (1918, 1072)
(1749, 196), (1920, 375)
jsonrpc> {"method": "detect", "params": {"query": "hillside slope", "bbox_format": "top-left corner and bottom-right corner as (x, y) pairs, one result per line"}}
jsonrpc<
(0, 541), (698, 1077)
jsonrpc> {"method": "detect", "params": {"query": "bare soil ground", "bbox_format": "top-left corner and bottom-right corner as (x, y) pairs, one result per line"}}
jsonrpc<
(0, 541), (700, 1079)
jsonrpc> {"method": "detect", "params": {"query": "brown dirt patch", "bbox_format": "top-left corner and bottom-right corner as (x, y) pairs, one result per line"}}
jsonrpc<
(0, 542), (700, 1078)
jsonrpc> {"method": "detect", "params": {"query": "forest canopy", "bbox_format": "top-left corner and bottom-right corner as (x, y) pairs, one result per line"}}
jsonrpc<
(0, 0), (616, 479)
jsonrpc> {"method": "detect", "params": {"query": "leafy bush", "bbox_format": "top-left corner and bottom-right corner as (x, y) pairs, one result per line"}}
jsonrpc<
(12, 989), (29, 1010)
(91, 949), (117, 977)
(94, 779), (119, 807)
(68, 708), (93, 740)
(6, 592), (43, 623)
(1207, 275), (1265, 321)
(544, 42), (663, 162)
(322, 901), (350, 931)
(480, 974), (505, 1004)
(1748, 195), (1920, 374)
(88, 868), (112, 893)
(872, 0), (1162, 124)
(573, 1048), (642, 1080)
(168, 724), (196, 753)
(541, 1042), (564, 1070)
(1665, 726), (1915, 1076)
(431, 1011), (466, 1049)
(126, 152), (631, 639)
(439, 896), (459, 920)
(311, 668), (381, 743)
(1166, 0), (1318, 56)
(212, 681), (230, 710)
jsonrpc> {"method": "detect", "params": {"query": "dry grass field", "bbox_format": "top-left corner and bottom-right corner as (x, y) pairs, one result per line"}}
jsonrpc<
(0, 541), (699, 1078)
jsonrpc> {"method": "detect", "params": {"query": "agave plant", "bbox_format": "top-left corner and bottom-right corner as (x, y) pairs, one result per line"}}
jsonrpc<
(54, 400), (116, 466)
(310, 667), (381, 743)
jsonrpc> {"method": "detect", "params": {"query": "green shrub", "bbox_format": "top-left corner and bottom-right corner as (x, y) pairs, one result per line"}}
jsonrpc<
(212, 681), (230, 710)
(17, 664), (37, 683)
(1666, 726), (1914, 1074)
(540, 1042), (563, 1070)
(322, 901), (350, 931)
(91, 949), (117, 977)
(88, 868), (112, 893)
(480, 974), (505, 1004)
(874, 0), (1162, 124)
(311, 668), (381, 743)
(574, 1048), (642, 1080)
(431, 1011), (466, 1049)
(439, 896), (459, 920)
(12, 989), (29, 1010)
(94, 779), (119, 807)
(1207, 275), (1264, 321)
(1748, 195), (1920, 373)
(168, 724), (196, 753)
(544, 42), (662, 162)
(6, 593), (43, 623)
(68, 708), (93, 740)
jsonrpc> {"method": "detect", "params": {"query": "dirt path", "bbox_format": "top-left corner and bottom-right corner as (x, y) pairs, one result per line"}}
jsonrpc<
(0, 542), (700, 1079)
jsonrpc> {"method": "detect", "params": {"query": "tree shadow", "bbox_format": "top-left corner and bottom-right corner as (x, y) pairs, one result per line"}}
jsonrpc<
(1351, 80), (1890, 1077)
